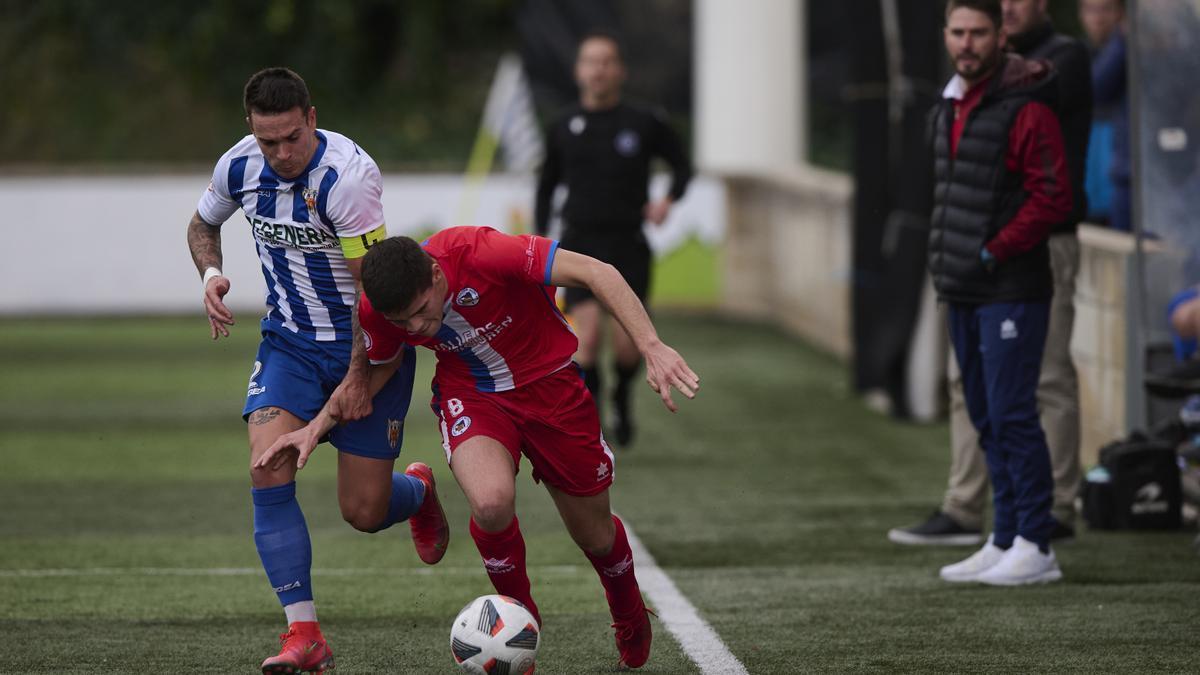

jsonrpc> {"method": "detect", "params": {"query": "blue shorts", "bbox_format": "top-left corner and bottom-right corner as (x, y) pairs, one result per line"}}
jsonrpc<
(243, 330), (416, 460)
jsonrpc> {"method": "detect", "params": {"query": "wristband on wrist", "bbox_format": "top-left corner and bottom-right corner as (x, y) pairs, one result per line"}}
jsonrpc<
(202, 267), (223, 287)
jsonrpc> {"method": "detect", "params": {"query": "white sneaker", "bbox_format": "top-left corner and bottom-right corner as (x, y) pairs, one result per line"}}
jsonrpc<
(975, 536), (1063, 586)
(938, 536), (1007, 582)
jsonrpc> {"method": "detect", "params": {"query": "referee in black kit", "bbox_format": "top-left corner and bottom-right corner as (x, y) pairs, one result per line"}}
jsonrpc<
(535, 30), (692, 448)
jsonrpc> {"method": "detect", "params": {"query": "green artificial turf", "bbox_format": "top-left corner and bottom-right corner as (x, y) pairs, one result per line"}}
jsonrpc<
(1, 314), (1197, 673)
(651, 237), (720, 307)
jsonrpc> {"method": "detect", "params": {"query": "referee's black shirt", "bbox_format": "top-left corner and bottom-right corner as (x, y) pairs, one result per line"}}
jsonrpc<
(535, 101), (692, 237)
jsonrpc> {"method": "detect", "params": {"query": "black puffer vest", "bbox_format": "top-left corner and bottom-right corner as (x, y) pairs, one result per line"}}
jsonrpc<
(928, 55), (1057, 304)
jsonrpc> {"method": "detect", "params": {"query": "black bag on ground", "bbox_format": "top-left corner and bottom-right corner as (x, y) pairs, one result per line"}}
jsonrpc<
(1082, 436), (1182, 530)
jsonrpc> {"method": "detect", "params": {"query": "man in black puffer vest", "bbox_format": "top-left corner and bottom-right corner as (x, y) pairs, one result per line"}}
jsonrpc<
(889, 0), (1091, 548)
(928, 0), (1072, 586)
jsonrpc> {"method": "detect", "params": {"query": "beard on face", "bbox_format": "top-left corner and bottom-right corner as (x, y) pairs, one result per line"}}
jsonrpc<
(954, 48), (998, 79)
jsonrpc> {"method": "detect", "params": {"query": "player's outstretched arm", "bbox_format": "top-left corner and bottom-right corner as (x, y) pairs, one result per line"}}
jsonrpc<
(254, 354), (406, 471)
(549, 249), (699, 411)
(186, 210), (235, 340)
(644, 109), (692, 226)
(254, 408), (335, 472)
(327, 258), (373, 422)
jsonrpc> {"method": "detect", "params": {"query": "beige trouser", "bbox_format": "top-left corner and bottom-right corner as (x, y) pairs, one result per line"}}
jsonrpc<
(941, 233), (1082, 528)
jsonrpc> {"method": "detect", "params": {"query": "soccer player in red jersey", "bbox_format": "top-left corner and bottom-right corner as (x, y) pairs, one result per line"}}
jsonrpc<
(256, 225), (699, 668)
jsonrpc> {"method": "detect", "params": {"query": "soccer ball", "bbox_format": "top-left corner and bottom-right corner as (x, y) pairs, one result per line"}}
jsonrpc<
(450, 594), (540, 674)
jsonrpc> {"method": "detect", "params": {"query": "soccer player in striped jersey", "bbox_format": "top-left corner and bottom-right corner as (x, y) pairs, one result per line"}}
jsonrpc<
(256, 226), (700, 669)
(185, 67), (449, 674)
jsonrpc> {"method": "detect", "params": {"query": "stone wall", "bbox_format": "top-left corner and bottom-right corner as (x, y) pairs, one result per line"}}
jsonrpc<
(1073, 225), (1176, 465)
(1073, 225), (1135, 465)
(718, 170), (1165, 468)
(719, 166), (854, 358)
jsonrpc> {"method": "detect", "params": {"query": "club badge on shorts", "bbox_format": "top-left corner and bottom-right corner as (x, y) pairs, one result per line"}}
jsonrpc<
(451, 416), (472, 437)
(387, 419), (403, 449)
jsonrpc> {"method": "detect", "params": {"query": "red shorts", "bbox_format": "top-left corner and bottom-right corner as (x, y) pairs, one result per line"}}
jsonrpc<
(431, 365), (615, 496)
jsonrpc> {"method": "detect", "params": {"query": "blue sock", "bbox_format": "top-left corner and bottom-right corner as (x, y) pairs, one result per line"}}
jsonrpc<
(367, 472), (426, 533)
(252, 482), (313, 607)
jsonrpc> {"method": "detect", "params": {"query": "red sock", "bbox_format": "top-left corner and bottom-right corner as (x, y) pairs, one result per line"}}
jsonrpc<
(469, 516), (540, 624)
(289, 621), (323, 638)
(585, 515), (645, 623)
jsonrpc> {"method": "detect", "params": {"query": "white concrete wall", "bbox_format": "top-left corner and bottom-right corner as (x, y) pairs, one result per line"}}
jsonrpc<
(0, 173), (724, 315)
(694, 0), (805, 172)
(720, 166), (854, 358)
(1073, 225), (1179, 465)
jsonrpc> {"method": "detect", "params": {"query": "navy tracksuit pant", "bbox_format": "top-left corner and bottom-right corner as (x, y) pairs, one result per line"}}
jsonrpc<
(948, 301), (1055, 548)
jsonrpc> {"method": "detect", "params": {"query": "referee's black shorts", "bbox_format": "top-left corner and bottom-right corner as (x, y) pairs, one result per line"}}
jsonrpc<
(559, 225), (651, 310)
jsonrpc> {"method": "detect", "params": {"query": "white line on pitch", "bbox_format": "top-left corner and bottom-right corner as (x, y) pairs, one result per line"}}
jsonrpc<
(3, 531), (750, 674)
(622, 519), (749, 675)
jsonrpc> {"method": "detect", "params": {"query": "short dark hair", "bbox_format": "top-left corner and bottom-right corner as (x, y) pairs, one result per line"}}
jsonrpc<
(361, 236), (434, 314)
(945, 0), (1002, 29)
(577, 29), (624, 61)
(243, 67), (311, 117)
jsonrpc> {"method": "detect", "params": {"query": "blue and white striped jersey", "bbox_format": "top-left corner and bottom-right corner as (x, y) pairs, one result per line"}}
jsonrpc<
(198, 130), (386, 343)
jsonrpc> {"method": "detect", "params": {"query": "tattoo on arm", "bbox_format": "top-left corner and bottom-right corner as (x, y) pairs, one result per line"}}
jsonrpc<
(249, 408), (282, 426)
(187, 211), (223, 278)
(348, 289), (369, 374)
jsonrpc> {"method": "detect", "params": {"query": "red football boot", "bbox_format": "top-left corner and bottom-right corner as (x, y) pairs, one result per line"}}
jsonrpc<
(405, 462), (450, 564)
(261, 622), (334, 674)
(614, 608), (654, 669)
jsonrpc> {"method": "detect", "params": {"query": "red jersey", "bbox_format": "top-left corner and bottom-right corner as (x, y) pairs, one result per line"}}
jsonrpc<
(359, 226), (577, 392)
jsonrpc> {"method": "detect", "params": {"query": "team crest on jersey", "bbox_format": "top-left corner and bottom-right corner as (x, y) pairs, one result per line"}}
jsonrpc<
(387, 418), (402, 449)
(302, 187), (320, 219)
(455, 287), (480, 307)
(569, 115), (587, 135)
(451, 416), (472, 437)
(614, 130), (640, 156)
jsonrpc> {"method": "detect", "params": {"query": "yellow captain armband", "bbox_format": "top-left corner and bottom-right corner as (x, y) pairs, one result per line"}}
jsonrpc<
(340, 224), (388, 259)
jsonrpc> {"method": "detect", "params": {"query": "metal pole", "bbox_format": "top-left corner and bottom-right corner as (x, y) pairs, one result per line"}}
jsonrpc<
(1126, 0), (1151, 427)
